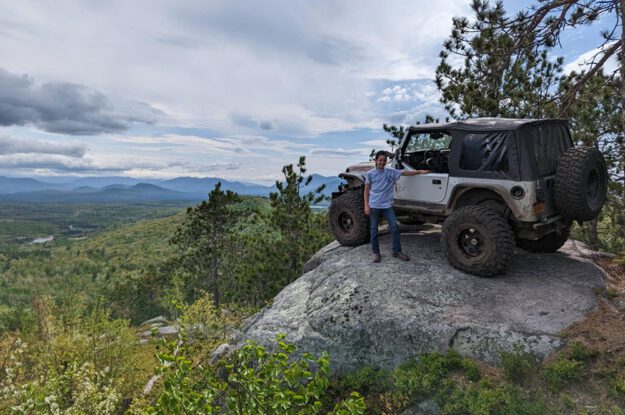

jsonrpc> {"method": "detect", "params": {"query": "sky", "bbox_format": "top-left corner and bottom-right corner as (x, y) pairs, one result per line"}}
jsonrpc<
(0, 0), (618, 183)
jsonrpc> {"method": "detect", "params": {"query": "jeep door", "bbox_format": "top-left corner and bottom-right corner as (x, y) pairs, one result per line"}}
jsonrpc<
(394, 131), (451, 204)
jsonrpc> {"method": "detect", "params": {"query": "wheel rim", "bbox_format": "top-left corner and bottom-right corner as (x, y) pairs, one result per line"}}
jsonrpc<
(457, 226), (485, 258)
(586, 168), (600, 206)
(338, 211), (354, 235)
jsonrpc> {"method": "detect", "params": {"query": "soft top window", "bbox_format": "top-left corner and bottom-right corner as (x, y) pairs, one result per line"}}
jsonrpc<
(459, 132), (509, 173)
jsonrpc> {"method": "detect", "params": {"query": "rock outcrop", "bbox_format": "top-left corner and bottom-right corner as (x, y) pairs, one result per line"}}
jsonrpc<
(221, 226), (605, 374)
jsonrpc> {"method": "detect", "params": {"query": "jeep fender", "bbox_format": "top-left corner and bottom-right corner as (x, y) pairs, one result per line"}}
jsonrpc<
(447, 184), (536, 221)
(338, 172), (365, 188)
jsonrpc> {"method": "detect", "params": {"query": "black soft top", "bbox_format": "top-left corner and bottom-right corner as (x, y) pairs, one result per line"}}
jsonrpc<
(407, 118), (568, 133)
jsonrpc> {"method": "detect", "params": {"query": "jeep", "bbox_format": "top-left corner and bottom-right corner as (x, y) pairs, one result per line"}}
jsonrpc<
(328, 118), (608, 277)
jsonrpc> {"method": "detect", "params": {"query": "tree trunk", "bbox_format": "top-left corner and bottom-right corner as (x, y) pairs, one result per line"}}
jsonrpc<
(587, 219), (598, 249)
(621, 0), (625, 239)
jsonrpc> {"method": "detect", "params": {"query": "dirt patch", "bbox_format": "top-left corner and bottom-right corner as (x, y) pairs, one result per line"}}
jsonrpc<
(563, 257), (625, 353)
(550, 258), (625, 408)
(597, 257), (625, 293)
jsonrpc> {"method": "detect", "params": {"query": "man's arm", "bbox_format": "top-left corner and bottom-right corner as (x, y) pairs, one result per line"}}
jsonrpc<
(401, 169), (431, 176)
(364, 183), (370, 216)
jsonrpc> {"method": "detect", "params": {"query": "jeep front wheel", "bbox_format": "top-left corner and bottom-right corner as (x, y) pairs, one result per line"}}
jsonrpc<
(441, 206), (514, 277)
(329, 190), (370, 246)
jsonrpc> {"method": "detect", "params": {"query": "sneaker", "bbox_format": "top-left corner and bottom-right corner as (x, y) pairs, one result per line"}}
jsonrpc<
(393, 252), (409, 261)
(373, 253), (381, 263)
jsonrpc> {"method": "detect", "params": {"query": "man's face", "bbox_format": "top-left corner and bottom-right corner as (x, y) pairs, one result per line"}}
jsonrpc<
(375, 155), (387, 169)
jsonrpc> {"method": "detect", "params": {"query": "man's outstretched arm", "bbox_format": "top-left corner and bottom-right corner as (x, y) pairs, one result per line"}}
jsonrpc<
(401, 169), (430, 176)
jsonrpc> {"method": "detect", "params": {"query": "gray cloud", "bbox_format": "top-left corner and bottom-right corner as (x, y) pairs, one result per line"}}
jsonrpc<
(0, 153), (180, 173)
(0, 136), (87, 157)
(311, 148), (364, 157)
(229, 113), (277, 131)
(0, 68), (163, 135)
(183, 4), (365, 66)
(0, 151), (241, 174)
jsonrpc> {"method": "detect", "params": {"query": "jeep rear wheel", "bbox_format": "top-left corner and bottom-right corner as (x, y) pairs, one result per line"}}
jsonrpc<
(516, 226), (570, 253)
(555, 146), (607, 221)
(441, 206), (513, 277)
(329, 190), (370, 246)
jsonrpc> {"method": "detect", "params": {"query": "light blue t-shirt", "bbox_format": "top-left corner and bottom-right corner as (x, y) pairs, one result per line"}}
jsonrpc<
(365, 167), (402, 209)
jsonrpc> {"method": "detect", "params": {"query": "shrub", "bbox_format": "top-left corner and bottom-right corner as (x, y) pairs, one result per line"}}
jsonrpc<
(336, 366), (391, 396)
(390, 350), (484, 409)
(441, 381), (548, 415)
(0, 297), (152, 414)
(146, 334), (366, 414)
(392, 350), (464, 404)
(566, 342), (597, 362)
(500, 345), (538, 385)
(541, 358), (584, 391)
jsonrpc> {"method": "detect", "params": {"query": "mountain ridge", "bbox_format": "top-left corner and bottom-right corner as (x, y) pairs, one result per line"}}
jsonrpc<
(0, 174), (341, 203)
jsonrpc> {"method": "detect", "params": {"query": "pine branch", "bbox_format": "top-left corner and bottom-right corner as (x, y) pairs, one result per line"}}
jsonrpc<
(559, 41), (621, 116)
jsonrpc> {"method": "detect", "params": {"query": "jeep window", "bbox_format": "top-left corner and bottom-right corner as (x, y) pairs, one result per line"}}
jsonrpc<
(459, 132), (509, 173)
(405, 132), (452, 152)
(530, 125), (571, 176)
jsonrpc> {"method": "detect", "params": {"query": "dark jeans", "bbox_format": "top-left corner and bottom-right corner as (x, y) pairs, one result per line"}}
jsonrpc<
(370, 207), (401, 255)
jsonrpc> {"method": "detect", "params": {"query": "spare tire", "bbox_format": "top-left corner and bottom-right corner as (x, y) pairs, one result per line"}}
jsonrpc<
(329, 189), (370, 246)
(555, 146), (607, 221)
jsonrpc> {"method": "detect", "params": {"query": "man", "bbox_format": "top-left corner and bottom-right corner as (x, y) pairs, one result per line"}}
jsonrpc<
(364, 150), (430, 263)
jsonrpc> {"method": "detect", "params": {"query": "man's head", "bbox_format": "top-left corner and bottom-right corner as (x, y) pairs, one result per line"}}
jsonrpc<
(374, 151), (388, 169)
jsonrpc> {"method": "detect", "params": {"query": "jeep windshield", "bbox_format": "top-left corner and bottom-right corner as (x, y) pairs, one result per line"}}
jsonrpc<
(404, 132), (452, 151)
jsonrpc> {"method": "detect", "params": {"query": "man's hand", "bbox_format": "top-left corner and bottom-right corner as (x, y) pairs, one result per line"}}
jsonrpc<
(364, 205), (370, 216)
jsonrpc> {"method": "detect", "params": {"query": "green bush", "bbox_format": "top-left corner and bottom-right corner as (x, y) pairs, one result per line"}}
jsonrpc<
(146, 334), (366, 414)
(441, 381), (548, 415)
(392, 350), (464, 403)
(566, 342), (597, 362)
(541, 358), (584, 391)
(0, 296), (154, 415)
(336, 366), (391, 396)
(500, 346), (538, 385)
(391, 350), (482, 409)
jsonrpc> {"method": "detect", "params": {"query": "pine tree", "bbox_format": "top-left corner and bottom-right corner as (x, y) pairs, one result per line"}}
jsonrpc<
(171, 182), (241, 307)
(435, 0), (563, 119)
(269, 156), (327, 285)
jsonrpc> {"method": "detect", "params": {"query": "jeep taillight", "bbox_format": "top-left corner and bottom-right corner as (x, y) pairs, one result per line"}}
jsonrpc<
(532, 202), (546, 215)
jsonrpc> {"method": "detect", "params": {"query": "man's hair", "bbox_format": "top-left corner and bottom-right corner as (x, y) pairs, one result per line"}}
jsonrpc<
(374, 150), (388, 161)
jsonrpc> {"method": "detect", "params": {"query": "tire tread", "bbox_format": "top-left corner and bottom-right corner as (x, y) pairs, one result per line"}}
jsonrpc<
(441, 205), (513, 277)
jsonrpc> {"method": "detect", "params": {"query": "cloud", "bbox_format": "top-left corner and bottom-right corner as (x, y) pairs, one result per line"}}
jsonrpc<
(229, 113), (277, 131)
(563, 42), (619, 75)
(0, 135), (87, 157)
(0, 153), (183, 173)
(0, 68), (163, 135)
(311, 148), (367, 157)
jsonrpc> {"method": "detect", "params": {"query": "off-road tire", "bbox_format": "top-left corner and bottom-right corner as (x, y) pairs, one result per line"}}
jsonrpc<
(516, 226), (570, 253)
(555, 146), (607, 221)
(441, 206), (514, 277)
(329, 189), (370, 246)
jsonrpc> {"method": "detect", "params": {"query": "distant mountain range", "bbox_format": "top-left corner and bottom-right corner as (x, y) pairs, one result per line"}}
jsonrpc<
(0, 174), (343, 204)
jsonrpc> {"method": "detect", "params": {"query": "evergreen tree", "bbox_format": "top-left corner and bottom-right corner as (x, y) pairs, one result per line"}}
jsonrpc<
(501, 1), (623, 120)
(435, 0), (563, 119)
(171, 182), (241, 307)
(269, 156), (327, 285)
